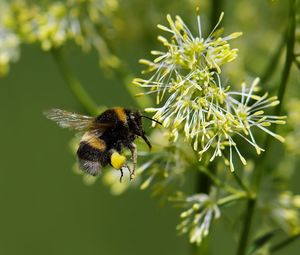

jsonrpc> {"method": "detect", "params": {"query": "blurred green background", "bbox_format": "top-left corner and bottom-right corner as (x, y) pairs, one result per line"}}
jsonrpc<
(0, 0), (299, 254)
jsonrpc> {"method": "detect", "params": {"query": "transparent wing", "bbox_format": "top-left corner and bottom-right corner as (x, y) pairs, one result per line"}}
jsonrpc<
(44, 108), (95, 132)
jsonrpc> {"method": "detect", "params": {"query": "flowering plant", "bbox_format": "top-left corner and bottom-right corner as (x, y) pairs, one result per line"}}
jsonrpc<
(1, 0), (299, 255)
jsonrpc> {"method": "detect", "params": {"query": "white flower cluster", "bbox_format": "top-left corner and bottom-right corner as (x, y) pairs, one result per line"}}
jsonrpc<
(134, 13), (285, 171)
(1, 0), (119, 71)
(0, 2), (20, 76)
(0, 27), (20, 76)
(176, 192), (220, 244)
(270, 191), (300, 235)
(285, 98), (300, 155)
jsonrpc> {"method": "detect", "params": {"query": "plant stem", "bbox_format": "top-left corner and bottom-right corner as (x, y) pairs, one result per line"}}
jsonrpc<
(196, 161), (216, 194)
(236, 198), (256, 255)
(259, 0), (296, 179)
(258, 0), (296, 178)
(93, 20), (153, 110)
(192, 2), (223, 254)
(294, 57), (300, 70)
(261, 34), (285, 85)
(274, 0), (296, 117)
(198, 166), (239, 194)
(232, 171), (251, 194)
(195, 0), (223, 195)
(236, 1), (296, 254)
(270, 234), (300, 253)
(210, 0), (223, 28)
(218, 192), (247, 206)
(113, 64), (153, 109)
(51, 48), (99, 116)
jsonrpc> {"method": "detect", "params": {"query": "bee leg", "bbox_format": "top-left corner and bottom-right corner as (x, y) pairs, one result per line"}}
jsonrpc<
(119, 168), (124, 183)
(128, 143), (137, 180)
(124, 164), (132, 180)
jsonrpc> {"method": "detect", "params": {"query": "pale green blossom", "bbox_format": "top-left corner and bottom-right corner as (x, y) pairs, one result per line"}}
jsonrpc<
(3, 0), (119, 69)
(0, 28), (20, 76)
(0, 2), (20, 76)
(175, 191), (220, 245)
(285, 99), (300, 154)
(259, 190), (300, 236)
(270, 191), (300, 235)
(134, 13), (285, 171)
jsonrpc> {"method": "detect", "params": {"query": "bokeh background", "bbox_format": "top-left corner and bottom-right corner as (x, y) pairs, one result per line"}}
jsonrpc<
(0, 0), (299, 254)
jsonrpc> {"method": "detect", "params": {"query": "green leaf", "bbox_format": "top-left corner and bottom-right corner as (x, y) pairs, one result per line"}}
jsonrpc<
(247, 230), (278, 255)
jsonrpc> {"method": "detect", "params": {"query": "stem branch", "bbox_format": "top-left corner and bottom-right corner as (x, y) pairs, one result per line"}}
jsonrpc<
(113, 64), (153, 109)
(236, 1), (296, 254)
(198, 166), (239, 194)
(274, 0), (296, 117)
(51, 48), (99, 115)
(236, 199), (256, 255)
(270, 234), (300, 253)
(218, 192), (247, 206)
(232, 171), (251, 195)
(261, 34), (285, 85)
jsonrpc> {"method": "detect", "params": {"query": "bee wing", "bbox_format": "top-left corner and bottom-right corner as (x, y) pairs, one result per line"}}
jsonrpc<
(44, 108), (113, 135)
(44, 108), (98, 132)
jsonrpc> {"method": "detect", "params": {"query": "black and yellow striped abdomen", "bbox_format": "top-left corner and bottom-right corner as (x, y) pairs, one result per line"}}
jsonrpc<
(76, 131), (107, 176)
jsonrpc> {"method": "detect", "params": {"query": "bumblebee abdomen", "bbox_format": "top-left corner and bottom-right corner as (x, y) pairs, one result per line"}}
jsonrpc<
(77, 141), (102, 160)
(80, 132), (106, 151)
(76, 132), (107, 176)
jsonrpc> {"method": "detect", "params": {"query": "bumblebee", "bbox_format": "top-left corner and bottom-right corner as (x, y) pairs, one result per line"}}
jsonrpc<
(44, 107), (161, 181)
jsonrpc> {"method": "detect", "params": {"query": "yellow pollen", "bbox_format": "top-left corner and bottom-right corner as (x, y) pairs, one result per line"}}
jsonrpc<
(111, 151), (126, 170)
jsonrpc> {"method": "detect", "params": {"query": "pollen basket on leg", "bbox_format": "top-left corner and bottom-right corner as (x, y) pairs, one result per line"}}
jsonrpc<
(110, 151), (126, 170)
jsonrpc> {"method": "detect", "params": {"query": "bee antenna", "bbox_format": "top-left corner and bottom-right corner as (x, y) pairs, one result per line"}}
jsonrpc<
(140, 115), (162, 125)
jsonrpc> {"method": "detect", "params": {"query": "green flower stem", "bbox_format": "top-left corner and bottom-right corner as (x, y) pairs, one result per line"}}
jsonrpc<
(262, 0), (296, 162)
(270, 233), (300, 253)
(274, 0), (296, 117)
(198, 166), (239, 194)
(192, 3), (224, 254)
(194, 0), (224, 196)
(255, 0), (296, 184)
(236, 198), (256, 255)
(232, 171), (251, 195)
(294, 57), (300, 70)
(113, 64), (153, 109)
(261, 34), (285, 85)
(210, 0), (223, 29)
(196, 161), (218, 196)
(236, 1), (296, 255)
(92, 21), (152, 110)
(218, 192), (247, 206)
(51, 48), (99, 116)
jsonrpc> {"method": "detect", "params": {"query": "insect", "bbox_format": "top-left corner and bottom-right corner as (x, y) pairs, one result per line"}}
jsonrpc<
(44, 107), (161, 181)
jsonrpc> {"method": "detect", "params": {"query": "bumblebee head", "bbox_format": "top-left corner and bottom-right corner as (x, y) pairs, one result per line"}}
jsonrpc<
(127, 110), (146, 139)
(126, 110), (162, 149)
